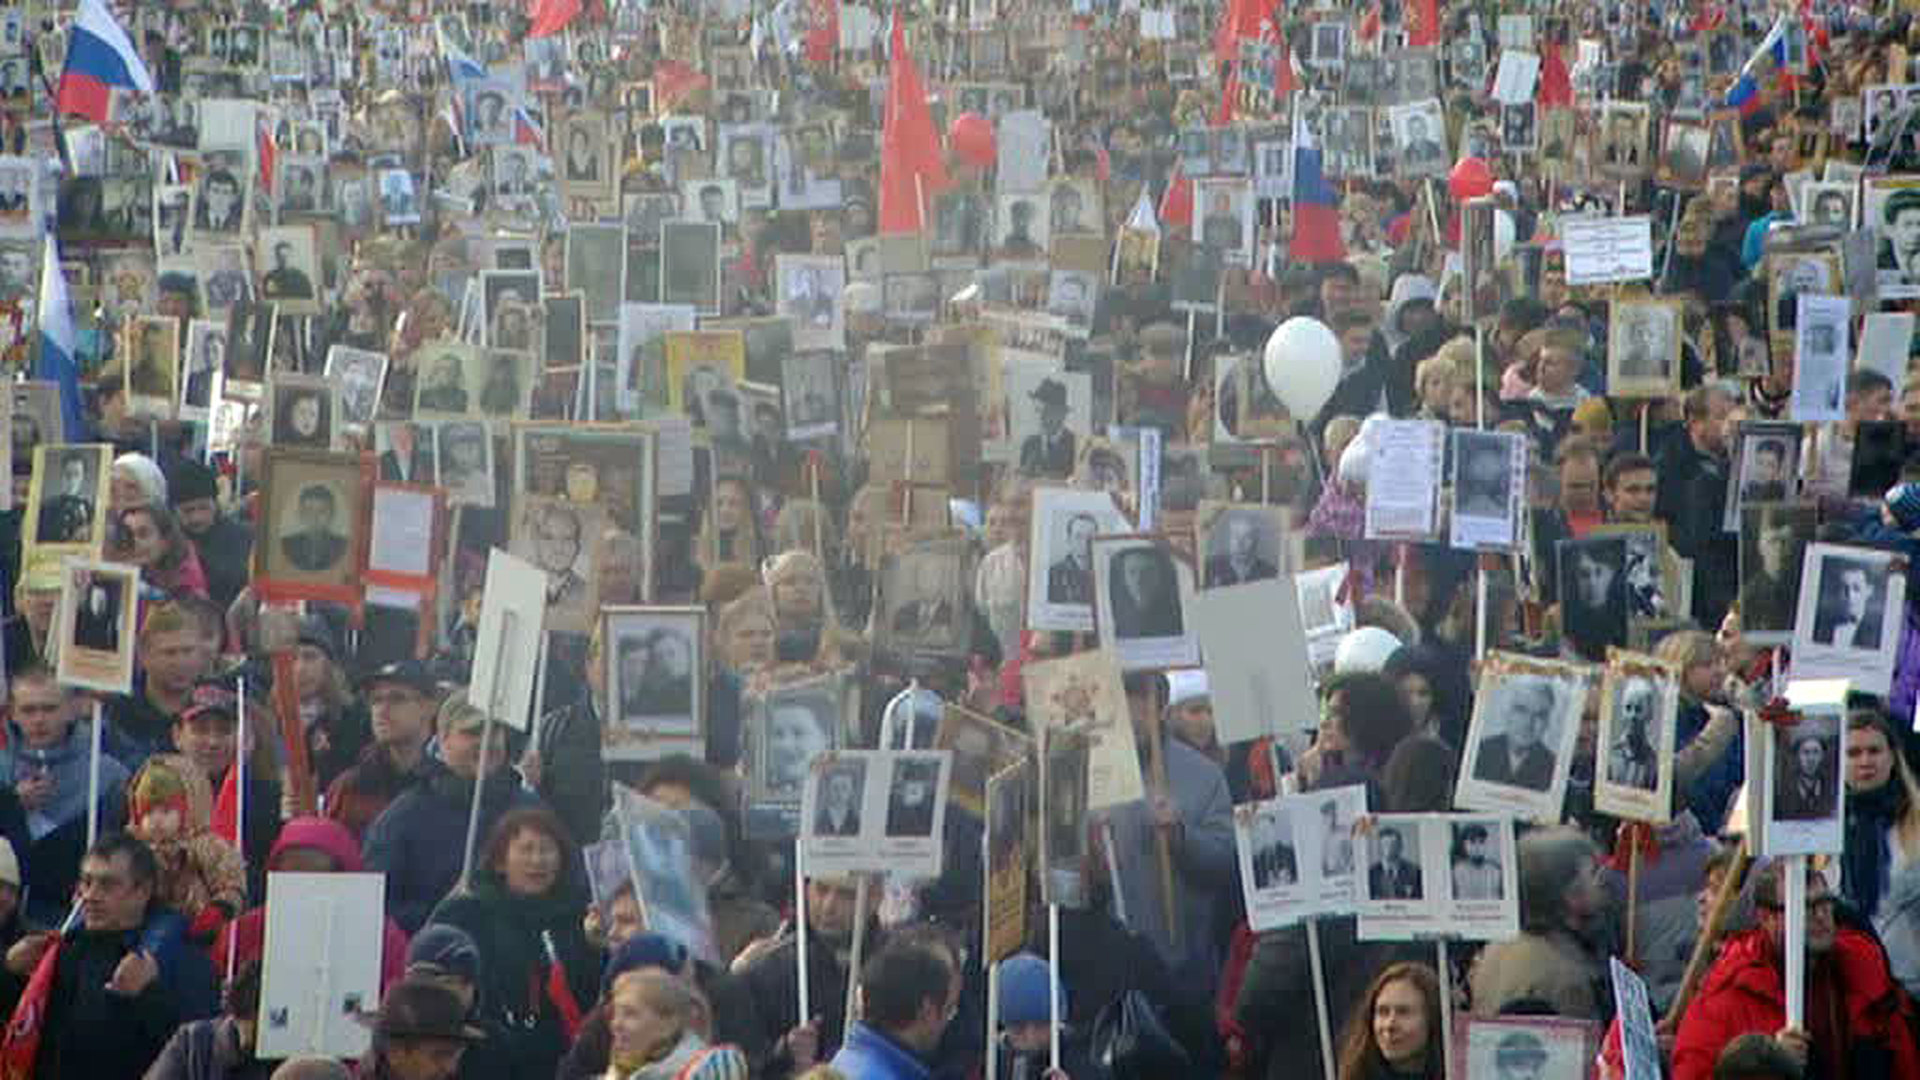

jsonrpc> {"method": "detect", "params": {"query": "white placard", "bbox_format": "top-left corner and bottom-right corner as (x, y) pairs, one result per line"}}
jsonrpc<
(800, 749), (952, 879)
(469, 547), (547, 730)
(1235, 785), (1368, 931)
(1560, 216), (1654, 285)
(1356, 813), (1520, 942)
(1790, 544), (1902, 696)
(1610, 958), (1661, 1080)
(1759, 680), (1850, 857)
(1449, 429), (1527, 551)
(1492, 51), (1540, 104)
(1859, 312), (1914, 399)
(1194, 578), (1315, 741)
(1363, 420), (1444, 541)
(257, 872), (385, 1060)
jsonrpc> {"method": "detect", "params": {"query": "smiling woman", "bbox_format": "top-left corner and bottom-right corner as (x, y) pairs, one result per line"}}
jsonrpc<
(1333, 962), (1443, 1080)
(424, 806), (599, 1079)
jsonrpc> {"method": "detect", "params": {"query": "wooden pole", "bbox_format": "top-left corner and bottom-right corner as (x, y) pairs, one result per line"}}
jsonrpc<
(1145, 695), (1179, 951)
(1625, 840), (1642, 967)
(272, 650), (316, 816)
(1664, 835), (1750, 1024)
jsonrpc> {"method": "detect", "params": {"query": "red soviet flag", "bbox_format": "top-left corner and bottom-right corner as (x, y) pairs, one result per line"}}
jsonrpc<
(877, 10), (949, 234)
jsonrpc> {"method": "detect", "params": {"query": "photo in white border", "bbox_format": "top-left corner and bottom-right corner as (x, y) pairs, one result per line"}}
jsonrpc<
(1593, 650), (1680, 823)
(800, 749), (951, 878)
(1455, 654), (1588, 823)
(56, 557), (139, 694)
(1791, 543), (1904, 695)
(1091, 535), (1200, 672)
(1791, 293), (1850, 423)
(1450, 429), (1525, 550)
(1025, 488), (1129, 632)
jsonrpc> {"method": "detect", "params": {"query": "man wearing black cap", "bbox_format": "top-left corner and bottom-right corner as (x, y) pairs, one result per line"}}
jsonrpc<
(170, 460), (252, 613)
(174, 677), (282, 896)
(327, 660), (441, 842)
(356, 977), (487, 1080)
(1018, 378), (1076, 477)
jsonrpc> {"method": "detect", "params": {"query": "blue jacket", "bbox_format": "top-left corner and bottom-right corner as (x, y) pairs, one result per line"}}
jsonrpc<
(361, 760), (541, 933)
(829, 1021), (933, 1080)
(1677, 699), (1743, 835)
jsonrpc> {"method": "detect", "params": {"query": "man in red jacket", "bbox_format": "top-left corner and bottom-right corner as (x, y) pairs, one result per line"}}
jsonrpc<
(1672, 861), (1920, 1079)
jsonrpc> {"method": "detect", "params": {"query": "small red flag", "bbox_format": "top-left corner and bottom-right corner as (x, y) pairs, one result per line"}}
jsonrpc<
(1158, 164), (1193, 231)
(652, 60), (709, 112)
(1, 938), (62, 1079)
(1538, 40), (1572, 109)
(257, 115), (277, 196)
(1406, 0), (1438, 47)
(877, 11), (950, 235)
(541, 932), (584, 1040)
(805, 0), (839, 66)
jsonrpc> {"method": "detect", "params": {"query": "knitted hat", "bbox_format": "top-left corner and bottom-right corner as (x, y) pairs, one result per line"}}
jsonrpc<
(997, 952), (1065, 1027)
(601, 933), (690, 995)
(1887, 483), (1920, 532)
(406, 924), (481, 983)
(170, 461), (220, 505)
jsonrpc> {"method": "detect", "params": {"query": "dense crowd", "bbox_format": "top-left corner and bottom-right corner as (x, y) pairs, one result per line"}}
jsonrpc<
(12, 0), (1920, 1078)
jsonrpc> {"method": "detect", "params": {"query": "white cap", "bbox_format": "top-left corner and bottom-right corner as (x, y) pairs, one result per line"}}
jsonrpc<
(1165, 670), (1210, 708)
(1333, 626), (1403, 675)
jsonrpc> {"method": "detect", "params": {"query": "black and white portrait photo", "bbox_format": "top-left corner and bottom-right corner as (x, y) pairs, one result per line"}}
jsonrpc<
(1740, 506), (1817, 642)
(1458, 656), (1587, 821)
(780, 351), (839, 440)
(1598, 102), (1651, 175)
(751, 681), (841, 803)
(1247, 805), (1299, 890)
(1792, 294), (1851, 422)
(268, 377), (336, 450)
(1595, 653), (1680, 822)
(1450, 430), (1522, 549)
(509, 497), (605, 635)
(774, 255), (844, 352)
(561, 112), (612, 198)
(1558, 536), (1629, 656)
(1449, 822), (1504, 901)
(1809, 553), (1887, 649)
(1773, 717), (1840, 822)
(56, 561), (138, 694)
(1367, 824), (1423, 901)
(1027, 489), (1127, 633)
(995, 192), (1050, 261)
(1010, 370), (1090, 479)
(1868, 179), (1920, 299)
(435, 421), (494, 507)
(258, 227), (320, 314)
(877, 538), (970, 663)
(259, 450), (363, 593)
(661, 220), (722, 314)
(601, 604), (703, 759)
(1389, 101), (1448, 175)
(1195, 179), (1254, 266)
(811, 759), (866, 837)
(1608, 301), (1680, 395)
(884, 756), (942, 838)
(1605, 676), (1660, 792)
(29, 444), (108, 548)
(1199, 505), (1283, 588)
(1100, 541), (1183, 639)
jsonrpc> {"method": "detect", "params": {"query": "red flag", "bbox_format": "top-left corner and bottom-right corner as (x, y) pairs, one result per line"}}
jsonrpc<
(1357, 3), (1380, 41)
(257, 115), (277, 196)
(878, 11), (949, 235)
(541, 932), (584, 1040)
(805, 0), (839, 66)
(652, 60), (709, 112)
(1213, 0), (1261, 69)
(1214, 71), (1237, 126)
(1406, 0), (1438, 46)
(1158, 163), (1192, 231)
(1, 938), (62, 1080)
(1269, 18), (1293, 100)
(212, 761), (239, 845)
(1537, 40), (1572, 109)
(527, 0), (581, 38)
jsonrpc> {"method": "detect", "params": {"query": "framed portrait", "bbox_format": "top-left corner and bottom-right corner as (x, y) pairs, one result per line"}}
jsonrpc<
(1194, 502), (1292, 589)
(603, 606), (705, 762)
(559, 109), (617, 202)
(1791, 543), (1905, 695)
(780, 350), (840, 441)
(1739, 505), (1818, 645)
(179, 319), (226, 421)
(1866, 175), (1920, 300)
(1455, 652), (1590, 822)
(1657, 120), (1711, 189)
(1443, 815), (1520, 938)
(412, 340), (484, 419)
(1039, 727), (1092, 907)
(1091, 534), (1199, 672)
(24, 444), (112, 556)
(1766, 251), (1839, 337)
(680, 177), (740, 228)
(1594, 649), (1681, 823)
(1596, 101), (1651, 176)
(12, 381), (63, 453)
(1388, 99), (1448, 176)
(124, 315), (180, 419)
(1791, 293), (1851, 423)
(1798, 181), (1855, 230)
(56, 558), (139, 694)
(1449, 429), (1526, 551)
(257, 225), (321, 315)
(1724, 420), (1803, 534)
(566, 223), (627, 325)
(1358, 813), (1433, 935)
(435, 420), (496, 508)
(1193, 178), (1255, 267)
(1025, 488), (1129, 632)
(660, 219), (722, 314)
(1235, 798), (1311, 926)
(323, 345), (390, 431)
(936, 704), (1035, 821)
(875, 534), (973, 668)
(1760, 685), (1848, 857)
(742, 670), (855, 832)
(1606, 299), (1681, 397)
(542, 293), (586, 372)
(267, 373), (341, 450)
(507, 494), (607, 635)
(774, 254), (845, 352)
(256, 448), (364, 601)
(1453, 1016), (1597, 1080)
(1006, 368), (1091, 480)
(994, 191), (1050, 262)
(366, 482), (442, 588)
(1022, 649), (1145, 810)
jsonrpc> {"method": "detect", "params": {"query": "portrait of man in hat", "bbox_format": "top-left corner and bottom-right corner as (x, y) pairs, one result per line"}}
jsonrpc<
(1019, 378), (1077, 477)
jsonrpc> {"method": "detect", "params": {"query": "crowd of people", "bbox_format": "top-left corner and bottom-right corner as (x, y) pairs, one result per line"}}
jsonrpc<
(10, 0), (1920, 1078)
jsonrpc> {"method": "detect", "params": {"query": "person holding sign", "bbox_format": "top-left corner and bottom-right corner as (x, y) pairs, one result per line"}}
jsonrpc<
(1670, 861), (1920, 1079)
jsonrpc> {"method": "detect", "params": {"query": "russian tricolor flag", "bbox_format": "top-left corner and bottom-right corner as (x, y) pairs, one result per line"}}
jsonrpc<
(56, 0), (154, 124)
(35, 240), (88, 443)
(1725, 15), (1787, 113)
(1289, 111), (1345, 264)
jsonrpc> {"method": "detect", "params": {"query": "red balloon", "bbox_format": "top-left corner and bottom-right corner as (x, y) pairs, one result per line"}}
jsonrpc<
(1448, 157), (1495, 202)
(949, 112), (996, 169)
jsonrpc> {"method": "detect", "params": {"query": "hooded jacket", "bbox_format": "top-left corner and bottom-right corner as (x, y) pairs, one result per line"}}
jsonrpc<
(126, 754), (248, 925)
(0, 716), (131, 925)
(362, 758), (541, 932)
(216, 817), (411, 994)
(1671, 925), (1920, 1080)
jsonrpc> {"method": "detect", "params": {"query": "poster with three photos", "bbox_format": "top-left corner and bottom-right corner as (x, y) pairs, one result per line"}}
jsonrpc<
(1232, 784), (1367, 932)
(1355, 812), (1521, 942)
(800, 748), (954, 879)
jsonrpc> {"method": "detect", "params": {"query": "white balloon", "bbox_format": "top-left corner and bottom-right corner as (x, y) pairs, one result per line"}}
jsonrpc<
(1334, 626), (1403, 675)
(1493, 208), (1515, 261)
(1263, 317), (1342, 421)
